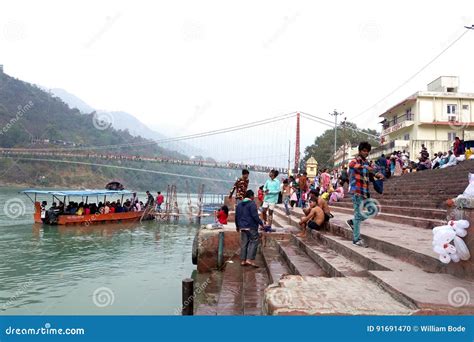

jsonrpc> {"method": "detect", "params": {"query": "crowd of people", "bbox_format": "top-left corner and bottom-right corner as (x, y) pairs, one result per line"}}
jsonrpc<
(375, 137), (467, 175)
(40, 191), (166, 224)
(228, 136), (472, 264)
(1, 149), (285, 174)
(227, 168), (338, 267)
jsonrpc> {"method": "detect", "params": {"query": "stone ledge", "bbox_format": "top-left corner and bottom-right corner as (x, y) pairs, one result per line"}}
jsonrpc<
(263, 275), (415, 315)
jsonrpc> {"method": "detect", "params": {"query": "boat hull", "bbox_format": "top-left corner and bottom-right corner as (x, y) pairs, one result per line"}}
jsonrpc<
(34, 202), (144, 225)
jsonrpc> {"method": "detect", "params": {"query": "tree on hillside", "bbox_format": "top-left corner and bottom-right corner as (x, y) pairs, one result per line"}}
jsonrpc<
(302, 121), (379, 171)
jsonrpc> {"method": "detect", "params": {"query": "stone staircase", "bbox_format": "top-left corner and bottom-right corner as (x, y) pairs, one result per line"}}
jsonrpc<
(262, 160), (474, 315)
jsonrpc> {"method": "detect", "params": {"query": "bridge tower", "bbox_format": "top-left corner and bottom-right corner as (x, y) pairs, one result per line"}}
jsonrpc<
(293, 112), (300, 174)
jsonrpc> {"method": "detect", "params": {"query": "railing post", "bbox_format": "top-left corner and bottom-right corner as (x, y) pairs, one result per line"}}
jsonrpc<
(182, 278), (194, 315)
(217, 231), (224, 269)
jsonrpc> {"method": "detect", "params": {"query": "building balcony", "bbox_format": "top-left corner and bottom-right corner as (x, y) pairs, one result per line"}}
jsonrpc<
(381, 119), (414, 136)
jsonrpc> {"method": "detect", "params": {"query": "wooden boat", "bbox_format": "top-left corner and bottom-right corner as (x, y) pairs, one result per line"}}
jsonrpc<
(21, 189), (145, 225)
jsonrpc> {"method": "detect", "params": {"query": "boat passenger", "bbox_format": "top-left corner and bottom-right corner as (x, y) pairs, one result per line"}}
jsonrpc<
(76, 202), (84, 216)
(70, 203), (77, 215)
(116, 200), (124, 213)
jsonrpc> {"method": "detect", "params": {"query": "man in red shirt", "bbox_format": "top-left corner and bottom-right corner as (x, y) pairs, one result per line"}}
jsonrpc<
(156, 192), (164, 212)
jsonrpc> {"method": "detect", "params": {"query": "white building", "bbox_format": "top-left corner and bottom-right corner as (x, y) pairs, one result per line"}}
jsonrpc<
(371, 76), (474, 159)
(333, 142), (359, 169)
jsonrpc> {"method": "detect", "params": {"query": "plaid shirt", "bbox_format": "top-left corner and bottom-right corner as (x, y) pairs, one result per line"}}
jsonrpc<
(232, 177), (249, 200)
(348, 156), (374, 198)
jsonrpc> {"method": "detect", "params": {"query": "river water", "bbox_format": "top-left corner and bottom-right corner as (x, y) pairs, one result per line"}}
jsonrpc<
(0, 187), (211, 315)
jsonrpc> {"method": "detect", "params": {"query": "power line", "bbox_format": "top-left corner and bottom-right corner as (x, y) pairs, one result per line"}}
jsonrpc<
(329, 109), (344, 167)
(301, 112), (379, 139)
(20, 112), (297, 153)
(348, 27), (472, 122)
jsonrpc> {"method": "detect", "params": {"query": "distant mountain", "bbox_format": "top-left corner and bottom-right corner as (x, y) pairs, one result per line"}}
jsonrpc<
(49, 88), (95, 114)
(0, 72), (171, 157)
(49, 88), (203, 157)
(49, 88), (167, 141)
(0, 71), (242, 192)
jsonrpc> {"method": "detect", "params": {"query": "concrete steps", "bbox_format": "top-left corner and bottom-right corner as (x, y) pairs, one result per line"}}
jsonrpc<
(214, 254), (269, 316)
(291, 235), (367, 277)
(261, 205), (474, 314)
(261, 244), (291, 284)
(330, 202), (446, 220)
(338, 197), (443, 209)
(296, 207), (470, 279)
(276, 240), (328, 277)
(329, 205), (445, 229)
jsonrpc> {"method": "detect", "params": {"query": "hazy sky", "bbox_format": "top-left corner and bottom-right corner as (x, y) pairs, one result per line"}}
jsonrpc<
(1, 0), (473, 163)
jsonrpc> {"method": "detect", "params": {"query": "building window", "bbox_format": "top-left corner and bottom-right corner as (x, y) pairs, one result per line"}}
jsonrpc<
(392, 116), (398, 125)
(462, 104), (469, 110)
(310, 167), (314, 172)
(447, 104), (457, 114)
(448, 132), (456, 141)
(405, 108), (413, 121)
(403, 134), (410, 140)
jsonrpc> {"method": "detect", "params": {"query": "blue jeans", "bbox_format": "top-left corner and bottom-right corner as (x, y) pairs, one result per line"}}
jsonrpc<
(351, 194), (367, 242)
(240, 229), (259, 260)
(283, 196), (290, 215)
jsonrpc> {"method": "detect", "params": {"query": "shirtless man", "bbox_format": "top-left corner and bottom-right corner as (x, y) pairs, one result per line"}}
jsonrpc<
(305, 189), (332, 222)
(297, 199), (325, 238)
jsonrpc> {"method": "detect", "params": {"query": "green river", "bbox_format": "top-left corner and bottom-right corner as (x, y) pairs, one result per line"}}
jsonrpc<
(0, 187), (207, 315)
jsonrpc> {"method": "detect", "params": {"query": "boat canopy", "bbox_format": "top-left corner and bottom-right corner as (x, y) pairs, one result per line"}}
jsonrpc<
(21, 189), (134, 197)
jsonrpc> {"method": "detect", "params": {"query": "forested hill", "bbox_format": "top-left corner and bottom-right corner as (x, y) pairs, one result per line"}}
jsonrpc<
(0, 71), (175, 157)
(0, 71), (268, 193)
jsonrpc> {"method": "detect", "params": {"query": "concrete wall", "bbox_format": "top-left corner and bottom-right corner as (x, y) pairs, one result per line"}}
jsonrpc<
(418, 96), (474, 124)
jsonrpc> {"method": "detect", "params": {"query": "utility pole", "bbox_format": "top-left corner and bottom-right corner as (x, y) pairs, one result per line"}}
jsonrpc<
(288, 139), (291, 177)
(342, 117), (347, 169)
(329, 109), (344, 168)
(294, 112), (300, 174)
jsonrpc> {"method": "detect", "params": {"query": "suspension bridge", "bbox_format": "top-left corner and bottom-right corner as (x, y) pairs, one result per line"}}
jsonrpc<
(0, 111), (378, 181)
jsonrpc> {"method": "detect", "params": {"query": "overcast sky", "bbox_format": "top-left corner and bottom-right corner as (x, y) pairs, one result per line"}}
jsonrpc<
(1, 0), (473, 165)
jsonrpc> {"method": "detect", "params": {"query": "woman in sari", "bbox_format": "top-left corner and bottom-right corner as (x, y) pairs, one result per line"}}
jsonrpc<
(394, 151), (403, 176)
